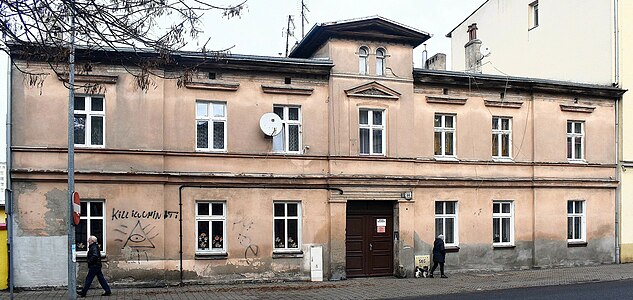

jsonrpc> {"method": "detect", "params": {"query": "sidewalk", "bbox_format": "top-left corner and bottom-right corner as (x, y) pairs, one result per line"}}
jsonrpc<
(3, 263), (633, 299)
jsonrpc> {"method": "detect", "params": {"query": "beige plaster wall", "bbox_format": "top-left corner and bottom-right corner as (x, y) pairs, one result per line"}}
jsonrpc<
(327, 39), (413, 79)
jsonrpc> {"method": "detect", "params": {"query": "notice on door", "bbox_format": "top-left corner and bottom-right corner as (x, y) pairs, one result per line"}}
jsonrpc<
(377, 218), (386, 233)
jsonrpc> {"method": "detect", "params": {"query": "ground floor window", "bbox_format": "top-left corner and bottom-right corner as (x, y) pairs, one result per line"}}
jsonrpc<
(567, 200), (586, 242)
(274, 202), (301, 251)
(75, 200), (105, 254)
(493, 201), (514, 246)
(196, 201), (226, 253)
(435, 201), (458, 246)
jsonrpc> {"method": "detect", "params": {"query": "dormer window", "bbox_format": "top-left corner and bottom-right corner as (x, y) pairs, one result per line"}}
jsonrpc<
(359, 47), (369, 75)
(376, 48), (385, 76)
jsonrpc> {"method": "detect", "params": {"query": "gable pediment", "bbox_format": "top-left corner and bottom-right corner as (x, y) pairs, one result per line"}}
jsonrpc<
(345, 81), (401, 100)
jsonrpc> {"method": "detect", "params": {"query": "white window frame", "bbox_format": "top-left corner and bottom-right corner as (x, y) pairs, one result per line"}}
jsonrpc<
(273, 201), (302, 252)
(529, 1), (539, 29)
(376, 48), (386, 76)
(492, 201), (514, 246)
(567, 120), (585, 162)
(567, 200), (586, 243)
(434, 114), (456, 158)
(435, 201), (459, 247)
(74, 95), (105, 148)
(359, 46), (369, 75)
(359, 108), (386, 155)
(492, 116), (512, 160)
(195, 201), (227, 254)
(196, 101), (227, 152)
(272, 105), (302, 154)
(76, 200), (106, 256)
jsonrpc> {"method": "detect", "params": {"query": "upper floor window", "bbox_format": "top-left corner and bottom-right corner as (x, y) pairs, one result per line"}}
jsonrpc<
(376, 48), (385, 76)
(434, 114), (456, 158)
(74, 95), (104, 147)
(359, 109), (385, 155)
(196, 101), (227, 151)
(529, 1), (539, 29)
(273, 105), (302, 153)
(196, 202), (226, 254)
(567, 121), (584, 162)
(359, 47), (369, 75)
(492, 117), (512, 159)
(435, 201), (458, 247)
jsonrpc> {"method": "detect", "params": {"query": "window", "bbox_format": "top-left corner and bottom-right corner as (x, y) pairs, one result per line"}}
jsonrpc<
(435, 201), (458, 246)
(75, 200), (105, 255)
(376, 48), (385, 76)
(74, 95), (105, 147)
(434, 114), (456, 157)
(567, 121), (584, 161)
(359, 109), (385, 155)
(196, 101), (227, 151)
(273, 105), (301, 153)
(274, 202), (301, 251)
(492, 117), (512, 159)
(529, 1), (539, 29)
(196, 202), (226, 253)
(359, 47), (369, 75)
(567, 200), (586, 242)
(493, 201), (514, 246)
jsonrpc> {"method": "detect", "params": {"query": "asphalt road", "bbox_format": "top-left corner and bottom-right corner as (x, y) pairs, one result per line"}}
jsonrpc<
(409, 279), (633, 300)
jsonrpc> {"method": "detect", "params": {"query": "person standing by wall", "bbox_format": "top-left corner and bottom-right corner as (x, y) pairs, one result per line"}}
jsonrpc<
(78, 236), (111, 297)
(429, 234), (448, 278)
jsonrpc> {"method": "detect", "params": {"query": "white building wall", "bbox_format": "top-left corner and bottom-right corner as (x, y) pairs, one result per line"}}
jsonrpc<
(449, 0), (614, 85)
(14, 236), (68, 287)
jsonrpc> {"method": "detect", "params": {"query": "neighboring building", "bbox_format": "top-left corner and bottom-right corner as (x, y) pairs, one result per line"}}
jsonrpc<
(447, 0), (633, 263)
(8, 16), (624, 288)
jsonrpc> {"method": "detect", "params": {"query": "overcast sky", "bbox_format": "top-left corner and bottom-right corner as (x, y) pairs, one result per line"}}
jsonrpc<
(195, 0), (485, 67)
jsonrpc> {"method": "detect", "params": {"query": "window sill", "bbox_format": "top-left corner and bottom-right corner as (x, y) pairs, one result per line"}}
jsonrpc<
(434, 156), (458, 162)
(195, 252), (228, 260)
(492, 157), (514, 163)
(272, 250), (304, 258)
(567, 241), (587, 248)
(493, 244), (516, 249)
(196, 149), (227, 153)
(75, 145), (105, 149)
(76, 254), (107, 262)
(272, 151), (303, 155)
(445, 246), (460, 253)
(568, 159), (587, 165)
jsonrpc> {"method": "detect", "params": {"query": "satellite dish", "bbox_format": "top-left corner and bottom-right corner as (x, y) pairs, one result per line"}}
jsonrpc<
(259, 113), (283, 136)
(480, 44), (492, 57)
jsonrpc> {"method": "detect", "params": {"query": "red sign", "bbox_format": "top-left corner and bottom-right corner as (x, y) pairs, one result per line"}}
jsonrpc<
(377, 226), (385, 233)
(72, 191), (81, 226)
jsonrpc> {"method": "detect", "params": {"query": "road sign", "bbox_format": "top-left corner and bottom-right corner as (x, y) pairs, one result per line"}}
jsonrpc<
(72, 192), (81, 226)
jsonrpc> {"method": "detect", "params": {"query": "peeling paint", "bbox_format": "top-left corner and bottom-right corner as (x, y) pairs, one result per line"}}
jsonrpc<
(44, 188), (68, 236)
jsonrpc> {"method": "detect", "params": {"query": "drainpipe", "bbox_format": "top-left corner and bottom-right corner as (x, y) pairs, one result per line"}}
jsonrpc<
(177, 185), (343, 284)
(614, 0), (621, 264)
(6, 54), (14, 299)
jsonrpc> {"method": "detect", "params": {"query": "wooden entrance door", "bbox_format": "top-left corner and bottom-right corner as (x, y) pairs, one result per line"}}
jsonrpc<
(345, 201), (394, 277)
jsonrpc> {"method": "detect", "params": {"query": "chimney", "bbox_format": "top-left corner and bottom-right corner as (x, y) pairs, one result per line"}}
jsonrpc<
(465, 23), (482, 73)
(425, 53), (446, 70)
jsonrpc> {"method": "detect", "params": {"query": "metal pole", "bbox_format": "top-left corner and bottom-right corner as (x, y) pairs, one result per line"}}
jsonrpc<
(67, 12), (77, 300)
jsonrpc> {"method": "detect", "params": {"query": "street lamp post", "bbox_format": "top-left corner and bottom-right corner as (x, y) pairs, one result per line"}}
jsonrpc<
(67, 12), (77, 300)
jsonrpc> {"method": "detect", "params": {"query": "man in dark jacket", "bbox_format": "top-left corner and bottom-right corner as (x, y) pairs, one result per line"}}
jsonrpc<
(429, 234), (448, 278)
(78, 236), (111, 297)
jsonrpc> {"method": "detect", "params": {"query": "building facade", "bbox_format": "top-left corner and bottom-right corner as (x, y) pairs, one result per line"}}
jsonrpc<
(8, 17), (623, 288)
(447, 0), (633, 263)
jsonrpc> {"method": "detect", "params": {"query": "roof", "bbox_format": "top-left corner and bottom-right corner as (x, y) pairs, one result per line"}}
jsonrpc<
(446, 0), (489, 37)
(289, 16), (431, 58)
(413, 68), (626, 98)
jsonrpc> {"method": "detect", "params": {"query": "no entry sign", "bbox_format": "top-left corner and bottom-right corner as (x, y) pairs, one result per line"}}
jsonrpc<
(73, 191), (81, 226)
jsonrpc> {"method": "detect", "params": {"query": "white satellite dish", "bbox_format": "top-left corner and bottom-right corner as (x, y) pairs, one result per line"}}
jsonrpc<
(259, 113), (283, 136)
(480, 44), (492, 57)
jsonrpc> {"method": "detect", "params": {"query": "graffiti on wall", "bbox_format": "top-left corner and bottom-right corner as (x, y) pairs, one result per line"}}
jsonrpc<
(232, 215), (259, 265)
(111, 208), (179, 220)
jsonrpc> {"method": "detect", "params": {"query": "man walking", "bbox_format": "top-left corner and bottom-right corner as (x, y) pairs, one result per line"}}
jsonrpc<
(429, 234), (448, 278)
(78, 236), (112, 297)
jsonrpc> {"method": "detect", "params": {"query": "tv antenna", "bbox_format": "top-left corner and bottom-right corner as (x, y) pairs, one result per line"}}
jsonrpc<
(284, 15), (296, 57)
(301, 0), (310, 38)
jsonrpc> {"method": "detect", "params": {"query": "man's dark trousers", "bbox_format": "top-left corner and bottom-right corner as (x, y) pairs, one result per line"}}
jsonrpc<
(80, 267), (111, 295)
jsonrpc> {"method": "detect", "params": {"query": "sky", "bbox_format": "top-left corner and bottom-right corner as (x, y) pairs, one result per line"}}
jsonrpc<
(194, 0), (485, 67)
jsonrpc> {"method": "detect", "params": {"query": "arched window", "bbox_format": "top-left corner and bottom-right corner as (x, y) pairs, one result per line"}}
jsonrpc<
(359, 47), (369, 75)
(376, 48), (385, 76)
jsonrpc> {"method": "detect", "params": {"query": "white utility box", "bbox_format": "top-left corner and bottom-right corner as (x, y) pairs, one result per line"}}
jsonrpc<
(310, 246), (323, 281)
